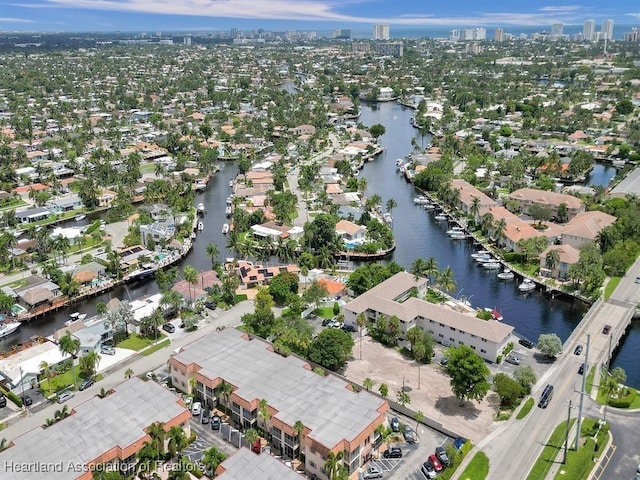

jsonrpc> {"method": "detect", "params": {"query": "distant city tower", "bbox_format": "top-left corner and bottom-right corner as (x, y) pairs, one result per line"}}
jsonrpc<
(551, 23), (563, 36)
(601, 19), (614, 41)
(583, 19), (595, 41)
(373, 24), (390, 40)
(183, 35), (192, 46)
(494, 28), (504, 42)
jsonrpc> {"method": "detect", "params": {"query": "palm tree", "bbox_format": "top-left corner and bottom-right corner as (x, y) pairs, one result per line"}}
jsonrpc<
(39, 361), (51, 395)
(125, 368), (134, 379)
(324, 450), (344, 480)
(79, 351), (100, 379)
(167, 425), (188, 459)
(356, 312), (367, 360)
(494, 218), (507, 247)
(293, 420), (305, 461)
(363, 377), (375, 391)
(258, 398), (270, 429)
(147, 421), (167, 455)
(413, 410), (425, 436)
(436, 266), (456, 293)
(217, 380), (234, 414)
(244, 428), (260, 450)
(206, 242), (220, 269)
(425, 257), (439, 285)
(470, 195), (481, 224)
(202, 446), (226, 477)
(58, 332), (80, 390)
(136, 441), (162, 479)
(545, 249), (560, 274)
(183, 265), (199, 304)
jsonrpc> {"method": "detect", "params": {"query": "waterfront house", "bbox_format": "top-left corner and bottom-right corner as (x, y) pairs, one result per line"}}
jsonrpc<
(234, 261), (300, 289)
(15, 206), (51, 224)
(487, 207), (545, 251)
(12, 275), (62, 311)
(560, 211), (616, 249)
(139, 218), (177, 247)
(335, 219), (367, 244)
(539, 244), (580, 280)
(171, 328), (388, 480)
(0, 340), (68, 395)
(342, 272), (513, 363)
(45, 194), (83, 213)
(250, 221), (304, 243)
(508, 188), (584, 220)
(450, 179), (497, 220)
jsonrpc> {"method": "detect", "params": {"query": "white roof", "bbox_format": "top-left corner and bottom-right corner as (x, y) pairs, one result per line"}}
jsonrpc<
(0, 341), (68, 382)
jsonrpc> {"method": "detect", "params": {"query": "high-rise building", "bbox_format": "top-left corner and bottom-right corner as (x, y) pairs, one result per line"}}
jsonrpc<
(334, 29), (352, 39)
(494, 28), (504, 42)
(183, 35), (191, 46)
(583, 19), (595, 41)
(449, 29), (460, 42)
(601, 19), (614, 41)
(623, 27), (639, 42)
(373, 24), (390, 40)
(551, 23), (563, 36)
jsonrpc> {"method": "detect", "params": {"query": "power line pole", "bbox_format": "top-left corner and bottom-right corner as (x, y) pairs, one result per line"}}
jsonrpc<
(564, 399), (572, 464)
(575, 334), (590, 451)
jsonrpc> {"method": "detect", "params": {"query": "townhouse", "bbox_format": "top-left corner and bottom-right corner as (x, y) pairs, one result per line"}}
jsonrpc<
(508, 188), (585, 220)
(450, 179), (497, 220)
(560, 210), (616, 249)
(170, 328), (389, 480)
(342, 272), (514, 363)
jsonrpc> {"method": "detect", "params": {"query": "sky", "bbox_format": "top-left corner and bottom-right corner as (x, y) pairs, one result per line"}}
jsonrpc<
(0, 0), (638, 33)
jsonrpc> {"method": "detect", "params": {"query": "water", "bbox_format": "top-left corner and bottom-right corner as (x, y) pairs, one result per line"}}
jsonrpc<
(587, 163), (617, 188)
(0, 164), (237, 352)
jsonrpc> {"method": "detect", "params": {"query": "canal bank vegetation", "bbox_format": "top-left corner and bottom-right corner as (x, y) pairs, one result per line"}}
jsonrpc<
(596, 367), (640, 409)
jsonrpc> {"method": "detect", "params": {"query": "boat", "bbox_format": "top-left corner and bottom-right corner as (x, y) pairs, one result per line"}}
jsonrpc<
(229, 180), (233, 188)
(225, 206), (233, 217)
(484, 307), (504, 321)
(66, 312), (87, 326)
(483, 261), (501, 270)
(195, 180), (206, 191)
(226, 197), (232, 206)
(518, 278), (536, 292)
(450, 232), (467, 240)
(423, 203), (435, 210)
(446, 226), (464, 235)
(498, 269), (515, 280)
(475, 255), (494, 264)
(383, 213), (393, 225)
(198, 222), (204, 231)
(197, 203), (206, 215)
(434, 214), (447, 221)
(222, 223), (230, 234)
(413, 196), (430, 205)
(0, 320), (21, 339)
(395, 158), (403, 166)
(471, 250), (491, 259)
(74, 214), (86, 222)
(126, 264), (157, 282)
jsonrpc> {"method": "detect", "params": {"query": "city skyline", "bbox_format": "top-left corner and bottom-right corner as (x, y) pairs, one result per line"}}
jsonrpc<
(0, 0), (637, 32)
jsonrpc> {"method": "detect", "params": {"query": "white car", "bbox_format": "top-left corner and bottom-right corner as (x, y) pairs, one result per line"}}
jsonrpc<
(191, 401), (201, 416)
(362, 465), (383, 479)
(505, 355), (520, 365)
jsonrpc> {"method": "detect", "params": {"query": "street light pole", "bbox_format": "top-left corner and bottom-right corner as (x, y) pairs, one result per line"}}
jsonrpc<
(575, 334), (590, 451)
(563, 399), (572, 464)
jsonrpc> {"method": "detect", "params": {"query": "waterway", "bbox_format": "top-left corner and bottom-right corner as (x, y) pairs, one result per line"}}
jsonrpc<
(357, 101), (639, 387)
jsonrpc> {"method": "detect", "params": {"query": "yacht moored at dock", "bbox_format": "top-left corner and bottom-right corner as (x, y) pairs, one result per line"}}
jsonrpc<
(518, 278), (536, 292)
(222, 223), (230, 234)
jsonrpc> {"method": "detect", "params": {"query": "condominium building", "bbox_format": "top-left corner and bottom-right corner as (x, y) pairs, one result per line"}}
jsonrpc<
(342, 272), (514, 363)
(551, 23), (564, 36)
(507, 188), (585, 220)
(601, 19), (614, 41)
(170, 329), (389, 480)
(583, 19), (595, 41)
(0, 378), (191, 480)
(373, 24), (390, 40)
(494, 28), (504, 42)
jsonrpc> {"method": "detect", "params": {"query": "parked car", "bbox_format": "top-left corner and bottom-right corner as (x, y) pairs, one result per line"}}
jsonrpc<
(390, 417), (400, 432)
(191, 401), (202, 416)
(574, 345), (583, 355)
(635, 276), (640, 284)
(57, 391), (74, 404)
(162, 323), (175, 333)
(321, 318), (332, 327)
(578, 363), (585, 375)
(0, 394), (6, 408)
(362, 466), (383, 479)
(201, 409), (210, 424)
(603, 325), (611, 335)
(383, 447), (403, 458)
(421, 461), (436, 479)
(519, 338), (535, 349)
(505, 355), (520, 365)
(403, 427), (416, 444)
(204, 301), (217, 310)
(435, 446), (450, 466)
(211, 415), (222, 430)
(341, 324), (356, 332)
(79, 378), (95, 391)
(453, 437), (467, 450)
(21, 394), (33, 406)
(100, 345), (116, 355)
(428, 454), (443, 472)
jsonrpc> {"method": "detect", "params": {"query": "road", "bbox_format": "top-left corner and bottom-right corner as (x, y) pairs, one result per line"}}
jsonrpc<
(452, 257), (640, 480)
(1, 301), (253, 442)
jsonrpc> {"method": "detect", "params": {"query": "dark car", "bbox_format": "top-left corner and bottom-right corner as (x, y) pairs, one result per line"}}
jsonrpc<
(453, 437), (467, 451)
(603, 325), (611, 335)
(211, 415), (221, 430)
(574, 345), (583, 355)
(403, 427), (416, 444)
(201, 409), (210, 424)
(79, 378), (95, 391)
(435, 446), (450, 466)
(390, 416), (400, 432)
(162, 323), (175, 333)
(519, 338), (535, 349)
(383, 447), (403, 458)
(21, 395), (33, 406)
(341, 324), (356, 332)
(204, 301), (217, 310)
(321, 318), (332, 327)
(0, 394), (6, 408)
(578, 363), (585, 375)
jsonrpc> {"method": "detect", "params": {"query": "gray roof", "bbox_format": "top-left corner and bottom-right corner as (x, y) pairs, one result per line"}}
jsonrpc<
(609, 166), (640, 198)
(174, 329), (386, 451)
(0, 378), (189, 480)
(218, 448), (302, 479)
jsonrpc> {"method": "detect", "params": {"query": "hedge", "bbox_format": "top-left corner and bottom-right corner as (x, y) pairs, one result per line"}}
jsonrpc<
(0, 385), (22, 408)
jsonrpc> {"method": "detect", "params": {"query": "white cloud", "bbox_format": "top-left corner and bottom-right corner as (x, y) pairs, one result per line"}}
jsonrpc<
(0, 17), (35, 23)
(539, 5), (581, 13)
(626, 12), (640, 18)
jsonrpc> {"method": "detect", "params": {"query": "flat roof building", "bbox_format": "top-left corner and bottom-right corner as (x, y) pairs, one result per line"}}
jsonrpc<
(216, 447), (303, 479)
(170, 328), (389, 480)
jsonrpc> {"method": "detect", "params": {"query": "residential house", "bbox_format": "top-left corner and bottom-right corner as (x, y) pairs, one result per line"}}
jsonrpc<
(289, 124), (316, 137)
(0, 341), (68, 395)
(378, 87), (394, 100)
(97, 189), (117, 208)
(487, 206), (546, 252)
(0, 378), (191, 480)
(508, 188), (584, 220)
(539, 244), (580, 280)
(342, 272), (513, 363)
(72, 316), (115, 356)
(139, 218), (176, 247)
(12, 275), (61, 311)
(45, 194), (83, 214)
(234, 261), (300, 289)
(450, 179), (497, 220)
(560, 211), (616, 249)
(250, 221), (304, 243)
(15, 206), (51, 224)
(335, 219), (367, 245)
(170, 328), (388, 480)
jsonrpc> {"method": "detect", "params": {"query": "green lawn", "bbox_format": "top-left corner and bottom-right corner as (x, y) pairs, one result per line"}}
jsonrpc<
(313, 306), (335, 319)
(516, 397), (534, 419)
(585, 366), (596, 394)
(118, 333), (156, 351)
(604, 277), (621, 300)
(142, 338), (171, 356)
(458, 452), (489, 480)
(526, 419), (576, 480)
(553, 418), (609, 480)
(40, 368), (78, 394)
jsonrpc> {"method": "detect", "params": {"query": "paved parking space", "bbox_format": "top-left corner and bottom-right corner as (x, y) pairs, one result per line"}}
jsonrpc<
(183, 419), (239, 464)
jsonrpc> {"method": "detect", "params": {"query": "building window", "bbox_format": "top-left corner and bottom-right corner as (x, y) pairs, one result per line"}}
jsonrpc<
(429, 319), (434, 324)
(457, 340), (463, 345)
(450, 338), (455, 343)
(470, 345), (476, 350)
(450, 327), (456, 331)
(310, 461), (316, 468)
(470, 334), (476, 339)
(438, 333), (444, 338)
(481, 338), (487, 343)
(480, 349), (486, 353)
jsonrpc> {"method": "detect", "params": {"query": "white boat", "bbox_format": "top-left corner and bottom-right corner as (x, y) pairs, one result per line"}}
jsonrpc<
(66, 312), (87, 326)
(483, 261), (501, 270)
(413, 196), (430, 205)
(195, 181), (206, 191)
(518, 278), (536, 292)
(225, 206), (233, 217)
(498, 269), (515, 280)
(471, 250), (491, 259)
(446, 226), (463, 235)
(395, 158), (403, 166)
(226, 197), (232, 205)
(423, 203), (435, 210)
(74, 214), (86, 222)
(450, 232), (467, 240)
(475, 255), (494, 264)
(434, 214), (447, 221)
(229, 180), (233, 188)
(222, 223), (230, 234)
(383, 213), (393, 225)
(197, 203), (206, 215)
(0, 321), (20, 339)
(198, 222), (204, 231)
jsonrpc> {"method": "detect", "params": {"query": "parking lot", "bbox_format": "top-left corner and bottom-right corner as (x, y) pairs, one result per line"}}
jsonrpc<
(183, 413), (239, 464)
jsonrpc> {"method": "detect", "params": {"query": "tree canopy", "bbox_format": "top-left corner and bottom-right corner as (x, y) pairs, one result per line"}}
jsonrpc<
(536, 333), (563, 357)
(444, 345), (491, 405)
(308, 328), (354, 371)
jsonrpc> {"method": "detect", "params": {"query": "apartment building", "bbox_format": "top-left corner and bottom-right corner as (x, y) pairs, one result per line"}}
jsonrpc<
(342, 272), (513, 362)
(507, 188), (585, 220)
(170, 329), (389, 480)
(216, 448), (303, 479)
(0, 378), (191, 480)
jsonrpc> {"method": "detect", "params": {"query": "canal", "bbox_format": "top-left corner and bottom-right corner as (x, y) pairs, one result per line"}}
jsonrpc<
(358, 101), (639, 387)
